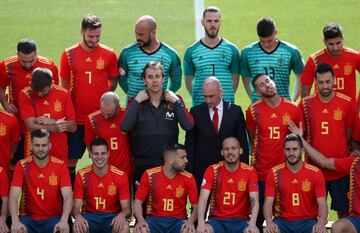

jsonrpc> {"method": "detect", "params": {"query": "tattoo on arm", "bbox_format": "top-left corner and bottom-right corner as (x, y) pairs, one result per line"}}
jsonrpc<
(250, 197), (255, 210)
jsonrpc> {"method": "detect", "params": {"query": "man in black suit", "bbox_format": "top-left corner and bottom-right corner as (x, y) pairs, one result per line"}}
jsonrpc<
(185, 76), (249, 188)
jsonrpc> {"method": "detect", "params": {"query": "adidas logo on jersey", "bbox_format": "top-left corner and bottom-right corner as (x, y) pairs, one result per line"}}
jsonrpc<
(43, 101), (49, 105)
(270, 113), (278, 118)
(97, 183), (104, 188)
(227, 178), (234, 183)
(85, 57), (92, 62)
(291, 179), (298, 184)
(333, 64), (340, 69)
(166, 185), (172, 189)
(322, 109), (329, 114)
(38, 173), (45, 178)
(110, 123), (117, 128)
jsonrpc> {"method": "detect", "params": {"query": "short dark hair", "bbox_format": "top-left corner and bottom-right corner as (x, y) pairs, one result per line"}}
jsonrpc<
(164, 143), (186, 157)
(17, 39), (37, 54)
(257, 17), (276, 37)
(284, 133), (303, 148)
(202, 6), (221, 18)
(323, 23), (343, 40)
(82, 14), (102, 30)
(252, 73), (267, 89)
(31, 129), (50, 140)
(90, 137), (108, 152)
(31, 68), (53, 92)
(315, 63), (334, 80)
(141, 61), (164, 79)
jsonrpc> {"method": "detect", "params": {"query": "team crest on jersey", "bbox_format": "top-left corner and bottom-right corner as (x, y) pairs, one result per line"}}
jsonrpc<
(0, 124), (6, 136)
(344, 64), (352, 76)
(333, 109), (343, 120)
(54, 100), (62, 112)
(96, 57), (105, 70)
(282, 113), (290, 125)
(302, 179), (311, 192)
(108, 183), (117, 195)
(277, 56), (285, 66)
(49, 174), (58, 186)
(160, 56), (165, 65)
(238, 180), (247, 191)
(220, 51), (226, 61)
(176, 186), (184, 197)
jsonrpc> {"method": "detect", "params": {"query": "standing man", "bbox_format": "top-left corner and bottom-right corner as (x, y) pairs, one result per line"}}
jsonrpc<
(134, 143), (198, 233)
(121, 61), (194, 186)
(60, 14), (119, 172)
(197, 137), (259, 233)
(263, 134), (327, 233)
(9, 129), (73, 233)
(0, 166), (9, 233)
(0, 38), (59, 168)
(18, 68), (76, 163)
(301, 23), (360, 100)
(0, 109), (20, 176)
(299, 63), (354, 218)
(84, 92), (132, 177)
(118, 15), (182, 102)
(241, 17), (304, 103)
(246, 74), (303, 232)
(289, 121), (360, 233)
(185, 76), (248, 189)
(72, 138), (131, 233)
(184, 6), (240, 106)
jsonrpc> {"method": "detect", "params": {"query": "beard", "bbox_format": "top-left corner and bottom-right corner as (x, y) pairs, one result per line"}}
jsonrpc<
(205, 27), (219, 39)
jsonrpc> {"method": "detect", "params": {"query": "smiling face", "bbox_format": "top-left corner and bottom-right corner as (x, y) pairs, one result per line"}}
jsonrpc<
(81, 27), (101, 50)
(221, 137), (242, 165)
(316, 71), (334, 98)
(90, 145), (109, 170)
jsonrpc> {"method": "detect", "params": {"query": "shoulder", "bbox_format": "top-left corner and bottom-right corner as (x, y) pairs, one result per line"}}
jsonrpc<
(0, 109), (16, 117)
(335, 92), (352, 102)
(179, 170), (194, 179)
(77, 165), (92, 176)
(190, 103), (207, 114)
(146, 166), (162, 176)
(271, 163), (286, 173)
(303, 163), (321, 173)
(240, 162), (255, 171)
(310, 48), (326, 59)
(343, 47), (360, 55)
(283, 98), (299, 107)
(50, 156), (65, 165)
(52, 85), (69, 94)
(19, 156), (33, 167)
(221, 38), (239, 50)
(88, 110), (102, 119)
(241, 42), (259, 53)
(109, 166), (126, 176)
(37, 56), (56, 65)
(279, 41), (301, 52)
(20, 87), (32, 97)
(64, 44), (80, 53)
(226, 101), (242, 111)
(2, 55), (19, 65)
(251, 99), (264, 108)
(184, 40), (202, 54)
(120, 42), (138, 55)
(97, 43), (116, 53)
(160, 42), (180, 56)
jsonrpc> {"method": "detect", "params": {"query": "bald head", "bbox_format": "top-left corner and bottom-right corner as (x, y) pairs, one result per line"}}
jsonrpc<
(136, 15), (157, 31)
(203, 77), (222, 108)
(100, 92), (119, 119)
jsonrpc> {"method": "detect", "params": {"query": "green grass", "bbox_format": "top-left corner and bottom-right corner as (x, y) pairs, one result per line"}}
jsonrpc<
(1, 0), (359, 223)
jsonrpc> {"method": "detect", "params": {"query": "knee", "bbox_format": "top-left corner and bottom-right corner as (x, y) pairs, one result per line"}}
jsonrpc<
(331, 220), (346, 233)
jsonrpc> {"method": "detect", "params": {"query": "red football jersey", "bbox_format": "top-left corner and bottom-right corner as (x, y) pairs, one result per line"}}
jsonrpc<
(18, 85), (76, 161)
(0, 109), (21, 174)
(300, 92), (354, 180)
(11, 156), (71, 220)
(135, 166), (198, 218)
(246, 98), (303, 181)
(334, 157), (360, 216)
(0, 56), (59, 107)
(73, 165), (130, 213)
(201, 161), (258, 219)
(265, 163), (326, 220)
(301, 48), (360, 102)
(84, 108), (132, 176)
(60, 43), (119, 125)
(0, 167), (9, 197)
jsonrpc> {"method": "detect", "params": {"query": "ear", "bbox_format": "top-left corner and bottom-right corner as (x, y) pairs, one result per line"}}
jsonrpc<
(80, 28), (85, 36)
(220, 150), (224, 158)
(201, 19), (205, 26)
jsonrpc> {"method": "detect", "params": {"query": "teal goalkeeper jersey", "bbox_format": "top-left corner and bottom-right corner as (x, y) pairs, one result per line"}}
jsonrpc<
(184, 38), (240, 106)
(240, 41), (304, 102)
(118, 42), (182, 98)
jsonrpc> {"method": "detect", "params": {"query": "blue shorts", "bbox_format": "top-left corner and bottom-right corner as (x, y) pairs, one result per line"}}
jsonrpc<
(68, 125), (86, 160)
(326, 175), (349, 211)
(11, 133), (24, 165)
(83, 212), (119, 233)
(274, 218), (317, 233)
(20, 216), (60, 233)
(347, 216), (360, 232)
(146, 217), (185, 233)
(207, 218), (248, 233)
